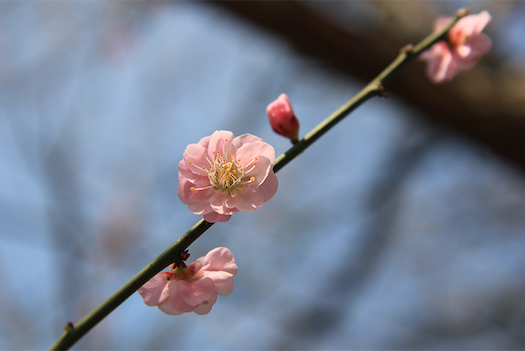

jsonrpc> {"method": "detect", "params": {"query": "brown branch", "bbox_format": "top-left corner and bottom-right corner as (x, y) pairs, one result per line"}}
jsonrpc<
(216, 1), (525, 172)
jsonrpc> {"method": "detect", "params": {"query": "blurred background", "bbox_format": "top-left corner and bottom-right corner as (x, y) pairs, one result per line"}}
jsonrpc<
(1, 1), (525, 349)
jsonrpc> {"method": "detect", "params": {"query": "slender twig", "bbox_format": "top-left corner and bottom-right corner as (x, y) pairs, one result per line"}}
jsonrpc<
(48, 8), (467, 350)
(274, 7), (468, 172)
(49, 220), (213, 350)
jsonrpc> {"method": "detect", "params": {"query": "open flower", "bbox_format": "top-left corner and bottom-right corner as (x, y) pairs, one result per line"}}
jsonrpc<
(420, 10), (492, 83)
(266, 94), (300, 143)
(138, 247), (238, 315)
(178, 130), (278, 223)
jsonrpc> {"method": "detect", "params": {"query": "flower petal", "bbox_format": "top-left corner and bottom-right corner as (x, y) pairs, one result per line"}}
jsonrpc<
(178, 160), (210, 186)
(158, 301), (185, 316)
(188, 201), (214, 216)
(203, 271), (235, 295)
(177, 177), (214, 214)
(243, 155), (271, 188)
(421, 42), (452, 83)
(232, 133), (263, 149)
(199, 248), (237, 295)
(203, 212), (231, 222)
(454, 10), (491, 36)
(225, 187), (264, 212)
(463, 33), (492, 59)
(200, 247), (238, 275)
(441, 52), (456, 81)
(207, 130), (236, 162)
(182, 143), (210, 177)
(455, 44), (472, 58)
(193, 294), (218, 315)
(255, 170), (278, 202)
(167, 280), (197, 313)
(138, 273), (169, 306)
(237, 140), (276, 165)
(178, 277), (216, 306)
(209, 192), (234, 214)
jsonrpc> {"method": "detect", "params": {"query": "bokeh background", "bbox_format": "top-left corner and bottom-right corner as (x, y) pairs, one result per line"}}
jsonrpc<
(1, 1), (525, 349)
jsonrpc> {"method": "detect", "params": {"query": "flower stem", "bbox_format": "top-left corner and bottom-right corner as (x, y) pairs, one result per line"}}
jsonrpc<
(48, 8), (467, 351)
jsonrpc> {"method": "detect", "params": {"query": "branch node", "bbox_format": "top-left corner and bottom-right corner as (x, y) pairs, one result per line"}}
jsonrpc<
(400, 44), (414, 54)
(63, 322), (74, 333)
(181, 250), (190, 261)
(173, 249), (191, 268)
(456, 8), (470, 18)
(377, 83), (389, 99)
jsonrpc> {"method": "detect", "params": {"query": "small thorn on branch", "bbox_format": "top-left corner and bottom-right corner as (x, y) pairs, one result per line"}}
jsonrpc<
(377, 83), (388, 99)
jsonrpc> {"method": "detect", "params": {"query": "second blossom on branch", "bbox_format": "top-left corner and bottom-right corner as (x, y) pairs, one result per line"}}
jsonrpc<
(138, 247), (238, 315)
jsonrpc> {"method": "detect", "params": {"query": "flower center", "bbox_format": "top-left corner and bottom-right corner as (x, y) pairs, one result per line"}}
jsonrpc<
(206, 150), (256, 195)
(189, 140), (257, 196)
(165, 262), (203, 282)
(448, 29), (466, 49)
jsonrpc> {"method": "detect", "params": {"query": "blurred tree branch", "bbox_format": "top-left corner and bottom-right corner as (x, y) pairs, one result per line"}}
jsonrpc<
(216, 1), (525, 172)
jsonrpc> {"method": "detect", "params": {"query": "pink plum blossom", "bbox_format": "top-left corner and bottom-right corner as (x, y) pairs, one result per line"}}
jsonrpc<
(178, 130), (278, 223)
(420, 10), (492, 83)
(138, 247), (238, 315)
(266, 94), (300, 143)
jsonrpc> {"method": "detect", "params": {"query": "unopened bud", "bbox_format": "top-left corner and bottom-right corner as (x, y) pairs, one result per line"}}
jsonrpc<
(266, 94), (300, 144)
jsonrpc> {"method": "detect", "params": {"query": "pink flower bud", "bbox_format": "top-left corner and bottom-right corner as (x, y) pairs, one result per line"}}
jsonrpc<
(266, 94), (300, 143)
(420, 10), (492, 83)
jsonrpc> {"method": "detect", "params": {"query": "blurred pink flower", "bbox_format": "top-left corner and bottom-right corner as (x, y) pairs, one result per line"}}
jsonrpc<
(178, 130), (278, 223)
(138, 247), (238, 315)
(266, 94), (300, 143)
(420, 10), (492, 83)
